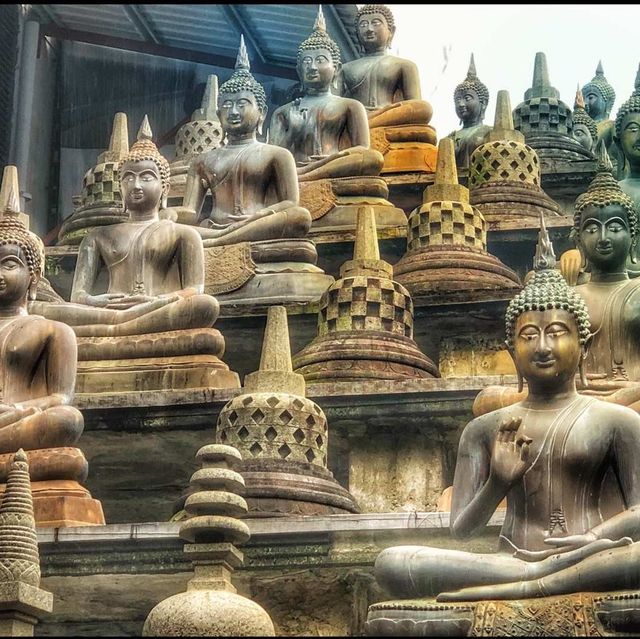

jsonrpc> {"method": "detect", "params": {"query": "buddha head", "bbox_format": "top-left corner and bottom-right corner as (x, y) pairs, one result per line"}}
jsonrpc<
(614, 65), (640, 173)
(118, 116), (171, 214)
(573, 141), (638, 273)
(218, 35), (268, 139)
(355, 4), (395, 54)
(297, 6), (342, 92)
(582, 61), (616, 122)
(454, 54), (489, 127)
(572, 87), (598, 153)
(505, 218), (591, 392)
(0, 185), (44, 305)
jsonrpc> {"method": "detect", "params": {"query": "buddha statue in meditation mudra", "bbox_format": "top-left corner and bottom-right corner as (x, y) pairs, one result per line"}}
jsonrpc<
(164, 37), (332, 304)
(447, 54), (491, 169)
(67, 116), (239, 394)
(339, 4), (437, 173)
(270, 6), (405, 235)
(0, 178), (103, 527)
(368, 226), (640, 634)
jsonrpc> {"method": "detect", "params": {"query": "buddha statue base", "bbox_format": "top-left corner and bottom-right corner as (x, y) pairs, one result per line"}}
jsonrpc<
(370, 125), (438, 174)
(0, 447), (104, 527)
(293, 330), (439, 383)
(365, 591), (640, 637)
(299, 176), (406, 236)
(57, 203), (127, 246)
(203, 239), (333, 306)
(394, 245), (522, 303)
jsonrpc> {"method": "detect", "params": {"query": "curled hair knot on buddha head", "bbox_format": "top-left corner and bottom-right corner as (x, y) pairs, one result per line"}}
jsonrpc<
(297, 6), (342, 67)
(356, 4), (396, 41)
(219, 35), (267, 113)
(454, 54), (490, 108)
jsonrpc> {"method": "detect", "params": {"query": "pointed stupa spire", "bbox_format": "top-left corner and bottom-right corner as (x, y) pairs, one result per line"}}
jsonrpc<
(353, 205), (380, 262)
(467, 53), (477, 80)
(0, 166), (21, 215)
(424, 137), (468, 203)
(107, 112), (129, 159)
(244, 306), (306, 396)
(487, 89), (525, 143)
(524, 51), (559, 100)
(236, 34), (250, 71)
(201, 75), (219, 121)
(315, 4), (327, 32)
(533, 212), (556, 272)
(137, 114), (153, 142)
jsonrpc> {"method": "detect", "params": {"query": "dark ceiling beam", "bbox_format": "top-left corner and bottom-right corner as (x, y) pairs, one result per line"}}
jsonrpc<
(220, 5), (266, 65)
(122, 5), (161, 45)
(39, 24), (299, 80)
(324, 4), (359, 61)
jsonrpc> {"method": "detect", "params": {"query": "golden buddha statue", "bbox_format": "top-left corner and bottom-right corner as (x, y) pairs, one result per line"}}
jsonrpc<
(367, 228), (640, 635)
(269, 6), (405, 235)
(163, 37), (332, 305)
(447, 54), (492, 169)
(66, 116), (239, 394)
(339, 4), (437, 173)
(0, 177), (103, 527)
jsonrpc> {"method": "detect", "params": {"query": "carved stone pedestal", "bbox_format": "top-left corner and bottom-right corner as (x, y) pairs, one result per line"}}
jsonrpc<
(365, 592), (640, 636)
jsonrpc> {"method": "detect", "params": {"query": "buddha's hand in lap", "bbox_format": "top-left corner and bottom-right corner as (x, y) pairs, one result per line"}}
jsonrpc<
(514, 534), (632, 562)
(559, 249), (582, 286)
(489, 416), (533, 487)
(162, 207), (198, 225)
(0, 404), (39, 429)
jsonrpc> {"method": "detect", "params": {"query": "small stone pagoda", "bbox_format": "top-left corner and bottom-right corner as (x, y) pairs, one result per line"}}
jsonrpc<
(293, 206), (439, 383)
(394, 137), (521, 303)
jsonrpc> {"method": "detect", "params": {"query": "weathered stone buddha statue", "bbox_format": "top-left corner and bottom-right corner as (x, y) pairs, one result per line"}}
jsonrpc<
(583, 60), (623, 178)
(270, 7), (405, 235)
(57, 112), (130, 245)
(616, 65), (640, 211)
(469, 89), (561, 227)
(165, 38), (332, 305)
(339, 4), (437, 173)
(513, 52), (594, 164)
(447, 54), (491, 170)
(0, 180), (103, 528)
(68, 116), (239, 394)
(366, 229), (640, 637)
(572, 87), (598, 155)
(293, 206), (439, 383)
(394, 137), (521, 302)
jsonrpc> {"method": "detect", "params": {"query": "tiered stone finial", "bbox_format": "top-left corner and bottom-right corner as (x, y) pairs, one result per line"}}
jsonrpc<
(469, 89), (561, 225)
(394, 137), (521, 303)
(293, 206), (439, 382)
(0, 450), (53, 636)
(57, 112), (130, 245)
(216, 306), (358, 516)
(143, 445), (274, 636)
(513, 52), (593, 162)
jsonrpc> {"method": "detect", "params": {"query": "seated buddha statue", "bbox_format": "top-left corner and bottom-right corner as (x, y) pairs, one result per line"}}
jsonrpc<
(571, 87), (597, 155)
(446, 54), (492, 169)
(67, 116), (239, 394)
(163, 37), (332, 304)
(339, 3), (437, 173)
(373, 233), (640, 610)
(616, 66), (640, 211)
(0, 183), (103, 527)
(269, 6), (405, 234)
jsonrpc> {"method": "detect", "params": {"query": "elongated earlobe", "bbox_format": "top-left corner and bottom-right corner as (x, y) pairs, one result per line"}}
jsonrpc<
(517, 371), (524, 394)
(579, 358), (588, 388)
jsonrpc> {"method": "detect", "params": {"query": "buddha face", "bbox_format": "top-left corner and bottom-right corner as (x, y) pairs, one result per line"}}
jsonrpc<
(0, 244), (33, 306)
(513, 309), (582, 388)
(357, 12), (393, 52)
(619, 113), (640, 168)
(579, 204), (633, 272)
(298, 47), (336, 90)
(572, 123), (594, 153)
(584, 88), (606, 121)
(218, 90), (264, 138)
(120, 159), (163, 214)
(455, 89), (484, 126)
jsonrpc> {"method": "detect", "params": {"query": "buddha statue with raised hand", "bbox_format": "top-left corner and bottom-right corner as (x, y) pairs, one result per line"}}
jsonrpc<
(0, 179), (103, 526)
(270, 6), (405, 235)
(69, 116), (238, 394)
(163, 37), (332, 305)
(371, 222), (640, 621)
(339, 4), (438, 173)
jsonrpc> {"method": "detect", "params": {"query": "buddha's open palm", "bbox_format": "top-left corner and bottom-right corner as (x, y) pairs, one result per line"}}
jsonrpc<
(490, 416), (533, 486)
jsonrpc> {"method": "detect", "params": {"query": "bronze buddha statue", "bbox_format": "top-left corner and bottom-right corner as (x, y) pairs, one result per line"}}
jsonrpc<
(339, 3), (437, 173)
(572, 87), (598, 155)
(616, 64), (640, 211)
(373, 224), (640, 607)
(447, 54), (491, 169)
(270, 6), (404, 234)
